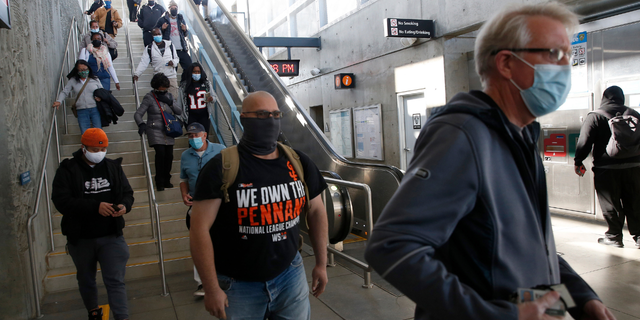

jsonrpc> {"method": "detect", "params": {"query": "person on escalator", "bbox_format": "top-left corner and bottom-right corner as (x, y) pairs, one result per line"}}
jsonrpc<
(133, 28), (180, 102)
(156, 0), (192, 72)
(92, 0), (122, 39)
(180, 63), (216, 134)
(191, 0), (208, 20)
(134, 73), (183, 191)
(137, 0), (165, 47)
(85, 0), (104, 16)
(79, 32), (121, 92)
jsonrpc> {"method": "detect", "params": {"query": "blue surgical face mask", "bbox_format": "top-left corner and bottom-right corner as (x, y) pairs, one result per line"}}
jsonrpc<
(153, 35), (163, 43)
(189, 137), (204, 149)
(90, 28), (100, 33)
(104, 1), (111, 8)
(192, 73), (201, 81)
(510, 53), (572, 118)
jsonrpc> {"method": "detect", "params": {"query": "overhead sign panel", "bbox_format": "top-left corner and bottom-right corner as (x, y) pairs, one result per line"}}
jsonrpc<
(384, 18), (434, 39)
(268, 60), (300, 77)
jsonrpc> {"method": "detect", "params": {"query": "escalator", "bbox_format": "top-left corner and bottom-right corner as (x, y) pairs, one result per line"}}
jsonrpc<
(175, 0), (403, 243)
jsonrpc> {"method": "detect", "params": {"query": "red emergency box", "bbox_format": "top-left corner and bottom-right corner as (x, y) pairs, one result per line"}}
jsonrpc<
(544, 134), (567, 157)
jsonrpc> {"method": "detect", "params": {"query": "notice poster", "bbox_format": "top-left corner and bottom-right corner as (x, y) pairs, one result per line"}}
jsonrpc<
(570, 32), (588, 93)
(329, 109), (353, 158)
(353, 105), (383, 160)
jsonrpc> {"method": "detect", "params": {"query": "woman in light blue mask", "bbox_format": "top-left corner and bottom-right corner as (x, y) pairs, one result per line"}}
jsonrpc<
(180, 62), (216, 134)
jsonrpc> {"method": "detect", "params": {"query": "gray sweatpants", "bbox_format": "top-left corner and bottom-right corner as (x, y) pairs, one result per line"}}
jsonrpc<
(68, 235), (130, 320)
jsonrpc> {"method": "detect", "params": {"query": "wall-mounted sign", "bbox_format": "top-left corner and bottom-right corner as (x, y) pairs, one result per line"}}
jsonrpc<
(353, 105), (384, 160)
(384, 18), (434, 39)
(334, 73), (355, 89)
(570, 32), (588, 93)
(0, 0), (11, 29)
(412, 113), (421, 129)
(20, 171), (30, 185)
(268, 60), (300, 77)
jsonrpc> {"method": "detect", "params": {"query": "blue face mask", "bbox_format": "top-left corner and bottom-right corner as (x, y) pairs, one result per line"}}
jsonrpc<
(192, 73), (201, 81)
(189, 137), (204, 149)
(510, 53), (572, 118)
(104, 1), (111, 8)
(90, 28), (100, 33)
(153, 35), (163, 43)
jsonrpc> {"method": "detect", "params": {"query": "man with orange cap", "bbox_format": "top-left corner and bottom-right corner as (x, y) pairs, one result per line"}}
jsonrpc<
(52, 128), (134, 320)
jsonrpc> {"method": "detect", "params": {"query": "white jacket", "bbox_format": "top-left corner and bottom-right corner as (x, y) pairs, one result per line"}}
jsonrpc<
(134, 40), (179, 79)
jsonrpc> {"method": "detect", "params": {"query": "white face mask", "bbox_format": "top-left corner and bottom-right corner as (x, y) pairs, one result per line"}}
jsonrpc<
(84, 147), (107, 164)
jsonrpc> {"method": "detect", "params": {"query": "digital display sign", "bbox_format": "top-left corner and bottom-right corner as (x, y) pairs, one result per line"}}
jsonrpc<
(334, 73), (355, 89)
(268, 60), (300, 77)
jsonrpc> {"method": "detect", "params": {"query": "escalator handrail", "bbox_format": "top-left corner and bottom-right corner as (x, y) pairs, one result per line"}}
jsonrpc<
(121, 0), (168, 296)
(211, 0), (404, 182)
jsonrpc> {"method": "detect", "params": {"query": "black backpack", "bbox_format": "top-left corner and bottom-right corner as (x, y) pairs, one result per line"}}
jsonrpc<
(592, 108), (640, 159)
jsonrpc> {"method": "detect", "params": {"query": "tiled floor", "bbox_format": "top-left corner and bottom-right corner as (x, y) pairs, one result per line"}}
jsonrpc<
(40, 214), (640, 320)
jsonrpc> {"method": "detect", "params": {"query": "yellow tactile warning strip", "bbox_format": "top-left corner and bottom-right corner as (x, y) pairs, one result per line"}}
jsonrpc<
(47, 256), (193, 278)
(342, 234), (367, 244)
(100, 304), (110, 320)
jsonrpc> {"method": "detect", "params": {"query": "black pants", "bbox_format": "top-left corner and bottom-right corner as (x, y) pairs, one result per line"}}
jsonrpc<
(187, 114), (210, 135)
(127, 0), (137, 22)
(143, 31), (154, 47)
(153, 144), (174, 187)
(176, 49), (193, 72)
(593, 166), (640, 241)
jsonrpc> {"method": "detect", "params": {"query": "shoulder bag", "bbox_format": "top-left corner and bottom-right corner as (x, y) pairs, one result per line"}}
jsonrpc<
(71, 79), (91, 118)
(152, 93), (183, 138)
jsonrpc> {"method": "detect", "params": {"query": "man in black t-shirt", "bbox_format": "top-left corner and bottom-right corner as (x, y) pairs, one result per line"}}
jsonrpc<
(190, 91), (329, 320)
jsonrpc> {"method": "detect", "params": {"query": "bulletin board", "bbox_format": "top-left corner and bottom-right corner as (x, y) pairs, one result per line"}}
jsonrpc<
(329, 109), (353, 158)
(353, 104), (384, 160)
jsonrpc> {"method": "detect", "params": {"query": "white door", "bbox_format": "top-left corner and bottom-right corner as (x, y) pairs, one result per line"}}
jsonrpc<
(402, 94), (426, 169)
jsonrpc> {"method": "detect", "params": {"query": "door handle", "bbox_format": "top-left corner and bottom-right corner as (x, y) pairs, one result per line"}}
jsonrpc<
(404, 148), (411, 152)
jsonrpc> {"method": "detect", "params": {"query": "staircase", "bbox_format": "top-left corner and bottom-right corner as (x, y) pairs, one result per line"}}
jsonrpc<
(44, 0), (194, 294)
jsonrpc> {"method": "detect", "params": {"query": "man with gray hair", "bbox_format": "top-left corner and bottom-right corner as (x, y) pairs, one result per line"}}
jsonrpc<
(366, 3), (615, 320)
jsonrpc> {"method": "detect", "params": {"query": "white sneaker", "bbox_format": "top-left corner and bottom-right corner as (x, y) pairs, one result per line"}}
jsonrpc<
(194, 284), (205, 297)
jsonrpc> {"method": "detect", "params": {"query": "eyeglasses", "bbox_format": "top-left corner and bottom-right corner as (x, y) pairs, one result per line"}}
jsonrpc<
(243, 110), (283, 119)
(491, 48), (573, 62)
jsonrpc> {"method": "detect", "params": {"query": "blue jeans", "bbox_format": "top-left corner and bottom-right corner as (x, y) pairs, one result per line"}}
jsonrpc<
(100, 77), (111, 91)
(67, 235), (130, 320)
(218, 252), (310, 320)
(77, 107), (102, 134)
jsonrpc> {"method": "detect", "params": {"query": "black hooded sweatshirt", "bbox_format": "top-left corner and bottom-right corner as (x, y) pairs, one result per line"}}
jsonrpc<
(575, 86), (640, 167)
(52, 149), (134, 243)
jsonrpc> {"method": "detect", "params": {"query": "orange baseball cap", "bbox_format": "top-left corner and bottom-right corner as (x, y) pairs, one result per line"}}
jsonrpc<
(81, 128), (109, 147)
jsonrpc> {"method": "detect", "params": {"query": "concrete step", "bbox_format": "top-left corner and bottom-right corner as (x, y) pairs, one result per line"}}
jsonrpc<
(60, 145), (188, 165)
(121, 159), (182, 177)
(52, 201), (187, 227)
(61, 137), (189, 154)
(44, 250), (193, 293)
(47, 230), (190, 269)
(67, 119), (139, 134)
(61, 130), (140, 145)
(52, 205), (184, 248)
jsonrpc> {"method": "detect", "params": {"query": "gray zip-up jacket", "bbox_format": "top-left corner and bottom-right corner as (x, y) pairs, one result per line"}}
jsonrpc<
(365, 91), (599, 320)
(56, 77), (103, 110)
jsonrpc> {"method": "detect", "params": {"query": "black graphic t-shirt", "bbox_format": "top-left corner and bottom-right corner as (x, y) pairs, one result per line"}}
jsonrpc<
(193, 146), (327, 281)
(185, 83), (208, 119)
(78, 160), (118, 239)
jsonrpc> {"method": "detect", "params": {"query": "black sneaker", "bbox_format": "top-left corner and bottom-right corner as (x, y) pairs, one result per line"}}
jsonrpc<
(157, 185), (165, 191)
(164, 182), (174, 188)
(88, 307), (103, 320)
(598, 238), (624, 248)
(635, 237), (640, 247)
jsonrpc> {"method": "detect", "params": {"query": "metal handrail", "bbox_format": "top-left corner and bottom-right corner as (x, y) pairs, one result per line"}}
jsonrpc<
(323, 177), (374, 288)
(121, 0), (168, 296)
(27, 15), (79, 319)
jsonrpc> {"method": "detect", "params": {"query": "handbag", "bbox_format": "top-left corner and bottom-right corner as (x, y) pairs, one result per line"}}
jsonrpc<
(71, 78), (91, 118)
(109, 47), (118, 61)
(153, 93), (183, 138)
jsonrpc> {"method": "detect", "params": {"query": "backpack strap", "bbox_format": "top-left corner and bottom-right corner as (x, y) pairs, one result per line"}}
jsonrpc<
(220, 146), (240, 203)
(277, 142), (310, 212)
(147, 45), (153, 64)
